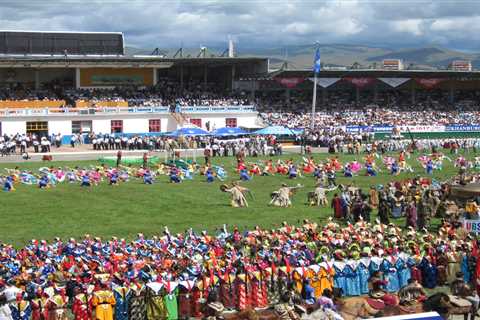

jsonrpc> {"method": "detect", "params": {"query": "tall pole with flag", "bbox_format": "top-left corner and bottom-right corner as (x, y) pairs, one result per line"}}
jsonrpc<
(311, 45), (321, 129)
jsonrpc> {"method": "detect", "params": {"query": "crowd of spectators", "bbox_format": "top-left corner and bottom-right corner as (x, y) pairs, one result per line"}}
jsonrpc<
(0, 80), (252, 108)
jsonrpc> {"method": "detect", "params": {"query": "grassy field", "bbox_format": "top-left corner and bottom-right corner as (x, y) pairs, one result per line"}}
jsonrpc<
(0, 151), (471, 246)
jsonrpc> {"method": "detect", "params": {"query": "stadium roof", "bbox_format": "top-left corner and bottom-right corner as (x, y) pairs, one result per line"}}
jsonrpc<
(0, 55), (268, 69)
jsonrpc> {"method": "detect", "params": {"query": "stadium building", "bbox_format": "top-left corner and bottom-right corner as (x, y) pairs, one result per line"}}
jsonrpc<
(0, 31), (266, 138)
(1, 30), (480, 139)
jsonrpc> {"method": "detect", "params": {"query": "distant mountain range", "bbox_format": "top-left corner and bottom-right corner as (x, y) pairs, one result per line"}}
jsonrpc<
(125, 44), (480, 70)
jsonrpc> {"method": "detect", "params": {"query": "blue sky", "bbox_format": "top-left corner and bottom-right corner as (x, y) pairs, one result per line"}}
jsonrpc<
(1, 0), (480, 51)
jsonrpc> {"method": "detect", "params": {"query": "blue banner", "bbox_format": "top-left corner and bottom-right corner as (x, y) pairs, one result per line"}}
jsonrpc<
(446, 124), (480, 132)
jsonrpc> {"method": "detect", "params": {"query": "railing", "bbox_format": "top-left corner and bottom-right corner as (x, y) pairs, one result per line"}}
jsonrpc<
(0, 105), (257, 117)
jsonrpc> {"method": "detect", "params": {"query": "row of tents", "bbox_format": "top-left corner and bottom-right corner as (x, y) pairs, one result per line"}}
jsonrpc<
(170, 126), (301, 137)
(111, 126), (302, 138)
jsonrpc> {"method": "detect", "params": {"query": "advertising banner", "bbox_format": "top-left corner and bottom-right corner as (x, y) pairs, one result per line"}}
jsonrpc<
(446, 124), (480, 132)
(274, 77), (305, 88)
(343, 77), (376, 88)
(415, 78), (445, 89)
(463, 219), (480, 233)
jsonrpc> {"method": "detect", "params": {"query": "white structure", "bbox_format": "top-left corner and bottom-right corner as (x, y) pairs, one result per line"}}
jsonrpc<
(0, 106), (260, 138)
(449, 60), (472, 72)
(382, 59), (404, 71)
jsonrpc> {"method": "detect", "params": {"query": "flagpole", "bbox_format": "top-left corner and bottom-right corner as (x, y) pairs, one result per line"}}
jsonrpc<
(311, 73), (317, 129)
(311, 43), (320, 130)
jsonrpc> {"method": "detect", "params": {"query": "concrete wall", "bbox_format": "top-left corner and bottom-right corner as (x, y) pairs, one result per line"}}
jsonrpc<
(49, 120), (72, 136)
(92, 119), (111, 135)
(1, 120), (26, 135)
(123, 118), (149, 133)
(0, 112), (259, 135)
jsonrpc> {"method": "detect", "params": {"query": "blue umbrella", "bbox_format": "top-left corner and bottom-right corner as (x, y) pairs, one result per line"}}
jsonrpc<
(168, 127), (210, 137)
(253, 125), (296, 135)
(212, 127), (248, 137)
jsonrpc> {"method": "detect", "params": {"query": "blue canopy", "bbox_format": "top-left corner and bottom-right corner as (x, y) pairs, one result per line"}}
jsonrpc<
(168, 127), (210, 137)
(212, 127), (248, 137)
(254, 125), (296, 135)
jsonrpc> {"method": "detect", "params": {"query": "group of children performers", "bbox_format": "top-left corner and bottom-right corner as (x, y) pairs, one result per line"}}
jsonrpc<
(1, 161), (230, 191)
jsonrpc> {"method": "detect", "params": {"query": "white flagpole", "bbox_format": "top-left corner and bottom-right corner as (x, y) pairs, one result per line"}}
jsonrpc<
(311, 73), (317, 129)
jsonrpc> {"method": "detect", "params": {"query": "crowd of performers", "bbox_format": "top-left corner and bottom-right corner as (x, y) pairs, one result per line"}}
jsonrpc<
(0, 218), (479, 320)
(3, 151), (480, 319)
(0, 161), (230, 192)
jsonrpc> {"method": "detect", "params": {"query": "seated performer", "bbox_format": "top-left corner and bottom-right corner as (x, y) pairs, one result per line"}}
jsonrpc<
(169, 166), (181, 183)
(344, 165), (353, 178)
(366, 164), (377, 177)
(109, 172), (119, 186)
(143, 170), (153, 184)
(206, 167), (215, 183)
(239, 169), (251, 181)
(38, 175), (49, 189)
(80, 175), (91, 187)
(391, 161), (399, 176)
(3, 176), (14, 192)
(426, 159), (434, 175)
(288, 165), (298, 179)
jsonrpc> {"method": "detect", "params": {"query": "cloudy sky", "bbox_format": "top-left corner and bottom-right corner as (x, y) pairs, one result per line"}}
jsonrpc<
(1, 0), (480, 51)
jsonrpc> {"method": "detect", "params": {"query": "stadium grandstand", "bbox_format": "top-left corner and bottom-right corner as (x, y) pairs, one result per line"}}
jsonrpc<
(1, 30), (480, 143)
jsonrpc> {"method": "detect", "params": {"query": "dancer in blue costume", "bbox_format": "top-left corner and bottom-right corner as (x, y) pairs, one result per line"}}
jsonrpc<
(461, 254), (471, 282)
(113, 286), (132, 320)
(239, 169), (251, 181)
(302, 279), (316, 304)
(344, 263), (361, 296)
(38, 175), (49, 189)
(419, 257), (438, 289)
(366, 164), (377, 176)
(344, 165), (353, 178)
(80, 175), (91, 187)
(426, 159), (434, 175)
(169, 166), (181, 183)
(357, 258), (370, 294)
(143, 170), (153, 184)
(288, 165), (298, 179)
(396, 257), (411, 288)
(206, 167), (215, 183)
(382, 258), (400, 293)
(3, 176), (14, 192)
(109, 172), (119, 185)
(391, 161), (399, 175)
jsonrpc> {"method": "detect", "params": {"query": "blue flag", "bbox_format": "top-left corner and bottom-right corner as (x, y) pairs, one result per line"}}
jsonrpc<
(313, 47), (321, 74)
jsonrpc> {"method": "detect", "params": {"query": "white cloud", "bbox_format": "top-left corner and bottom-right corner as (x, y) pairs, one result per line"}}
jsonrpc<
(391, 19), (425, 36)
(0, 0), (478, 50)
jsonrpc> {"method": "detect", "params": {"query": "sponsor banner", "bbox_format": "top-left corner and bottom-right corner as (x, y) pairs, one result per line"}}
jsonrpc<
(463, 219), (480, 233)
(378, 77), (411, 88)
(91, 75), (144, 86)
(308, 77), (341, 88)
(345, 126), (393, 133)
(398, 125), (445, 133)
(415, 78), (445, 89)
(274, 77), (305, 88)
(446, 124), (480, 132)
(373, 126), (394, 133)
(343, 77), (376, 88)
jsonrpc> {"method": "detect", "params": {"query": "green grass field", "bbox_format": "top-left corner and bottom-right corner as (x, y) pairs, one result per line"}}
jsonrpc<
(0, 151), (471, 246)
